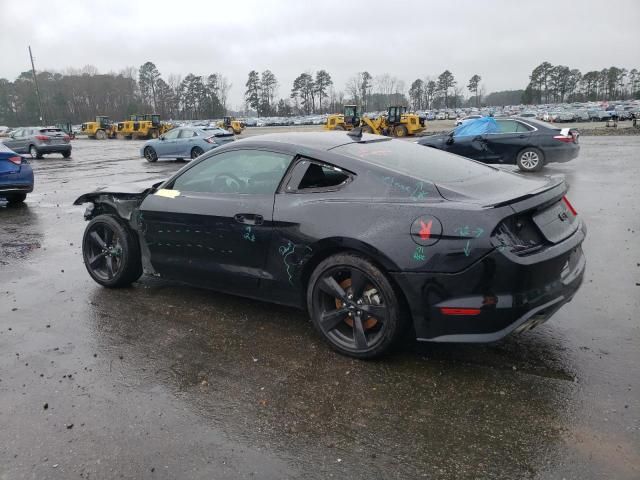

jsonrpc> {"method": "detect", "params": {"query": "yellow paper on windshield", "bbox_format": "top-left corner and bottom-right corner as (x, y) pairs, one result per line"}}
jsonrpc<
(155, 189), (180, 199)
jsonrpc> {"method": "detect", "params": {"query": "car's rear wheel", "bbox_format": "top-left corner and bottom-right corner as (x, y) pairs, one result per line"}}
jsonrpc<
(517, 147), (544, 172)
(29, 145), (42, 159)
(62, 150), (71, 158)
(82, 214), (142, 288)
(144, 146), (158, 163)
(5, 193), (26, 204)
(191, 146), (204, 159)
(307, 253), (406, 359)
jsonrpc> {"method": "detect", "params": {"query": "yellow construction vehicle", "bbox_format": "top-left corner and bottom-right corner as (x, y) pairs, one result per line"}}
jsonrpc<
(81, 116), (116, 139)
(115, 114), (171, 139)
(324, 105), (361, 131)
(361, 106), (425, 137)
(217, 116), (244, 135)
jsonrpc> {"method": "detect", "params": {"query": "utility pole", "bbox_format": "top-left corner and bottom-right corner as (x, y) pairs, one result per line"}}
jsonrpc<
(28, 46), (46, 124)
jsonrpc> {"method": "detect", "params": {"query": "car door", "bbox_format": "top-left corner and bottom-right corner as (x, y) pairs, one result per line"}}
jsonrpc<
(175, 128), (197, 157)
(444, 133), (487, 160)
(4, 129), (24, 152)
(138, 148), (293, 294)
(481, 120), (533, 163)
(155, 128), (180, 157)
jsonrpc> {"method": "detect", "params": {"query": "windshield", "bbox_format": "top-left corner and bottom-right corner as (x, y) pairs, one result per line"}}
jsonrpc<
(335, 139), (495, 184)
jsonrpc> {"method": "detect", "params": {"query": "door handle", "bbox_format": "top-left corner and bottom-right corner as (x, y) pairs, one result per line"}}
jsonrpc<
(234, 213), (264, 225)
(518, 134), (526, 138)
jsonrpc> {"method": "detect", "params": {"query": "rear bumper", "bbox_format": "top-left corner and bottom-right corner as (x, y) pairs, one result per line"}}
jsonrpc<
(545, 143), (579, 164)
(0, 166), (34, 194)
(392, 223), (586, 342)
(37, 144), (71, 154)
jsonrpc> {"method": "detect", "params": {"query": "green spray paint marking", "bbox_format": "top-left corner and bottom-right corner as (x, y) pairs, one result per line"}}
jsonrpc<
(412, 246), (426, 262)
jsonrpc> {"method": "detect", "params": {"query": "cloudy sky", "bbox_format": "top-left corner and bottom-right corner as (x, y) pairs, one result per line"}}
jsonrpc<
(1, 0), (638, 108)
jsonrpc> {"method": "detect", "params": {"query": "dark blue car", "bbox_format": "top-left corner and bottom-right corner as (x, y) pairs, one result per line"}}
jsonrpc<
(0, 143), (34, 204)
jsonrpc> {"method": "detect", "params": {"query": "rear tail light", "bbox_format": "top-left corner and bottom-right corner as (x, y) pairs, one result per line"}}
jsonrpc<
(8, 155), (22, 165)
(204, 136), (217, 144)
(63, 135), (70, 141)
(440, 307), (481, 316)
(35, 135), (48, 141)
(553, 134), (573, 143)
(562, 196), (577, 216)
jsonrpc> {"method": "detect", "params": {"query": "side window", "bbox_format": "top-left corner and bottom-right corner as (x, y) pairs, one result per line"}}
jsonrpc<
(171, 150), (292, 195)
(515, 121), (533, 132)
(286, 159), (352, 192)
(164, 129), (180, 140)
(12, 129), (22, 137)
(178, 129), (195, 138)
(495, 120), (519, 134)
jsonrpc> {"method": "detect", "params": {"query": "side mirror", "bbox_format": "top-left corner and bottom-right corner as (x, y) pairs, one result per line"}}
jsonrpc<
(446, 134), (454, 145)
(160, 136), (165, 141)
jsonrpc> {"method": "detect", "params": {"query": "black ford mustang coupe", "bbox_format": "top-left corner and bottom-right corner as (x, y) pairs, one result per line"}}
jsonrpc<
(75, 132), (586, 358)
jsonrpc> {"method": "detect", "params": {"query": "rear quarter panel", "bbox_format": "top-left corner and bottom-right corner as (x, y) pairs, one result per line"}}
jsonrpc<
(268, 169), (514, 306)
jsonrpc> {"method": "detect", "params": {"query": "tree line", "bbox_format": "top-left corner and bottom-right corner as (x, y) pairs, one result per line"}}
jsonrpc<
(1, 60), (638, 126)
(523, 62), (639, 104)
(0, 61), (231, 126)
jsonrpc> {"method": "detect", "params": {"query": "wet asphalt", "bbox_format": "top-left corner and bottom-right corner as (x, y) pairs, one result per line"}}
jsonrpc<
(0, 133), (638, 479)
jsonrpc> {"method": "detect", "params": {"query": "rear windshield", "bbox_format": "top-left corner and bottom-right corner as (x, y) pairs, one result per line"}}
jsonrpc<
(335, 139), (495, 184)
(40, 128), (62, 133)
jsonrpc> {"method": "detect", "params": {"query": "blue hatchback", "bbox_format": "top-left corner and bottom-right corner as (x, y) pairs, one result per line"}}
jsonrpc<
(140, 126), (234, 162)
(0, 143), (33, 204)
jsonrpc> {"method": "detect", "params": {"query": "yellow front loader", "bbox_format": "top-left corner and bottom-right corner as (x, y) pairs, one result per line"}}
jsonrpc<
(81, 116), (116, 139)
(115, 114), (170, 139)
(361, 106), (425, 137)
(325, 105), (361, 131)
(218, 116), (244, 135)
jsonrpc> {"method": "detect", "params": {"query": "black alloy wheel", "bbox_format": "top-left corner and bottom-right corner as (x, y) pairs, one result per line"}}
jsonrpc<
(308, 253), (405, 358)
(191, 146), (204, 159)
(144, 146), (158, 163)
(82, 214), (142, 287)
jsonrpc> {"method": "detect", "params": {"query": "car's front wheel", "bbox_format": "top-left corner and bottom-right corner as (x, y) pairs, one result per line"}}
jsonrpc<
(517, 147), (544, 172)
(191, 146), (204, 159)
(82, 214), (143, 288)
(307, 253), (406, 359)
(144, 146), (158, 163)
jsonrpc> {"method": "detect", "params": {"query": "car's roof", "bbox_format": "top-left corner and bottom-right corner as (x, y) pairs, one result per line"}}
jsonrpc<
(235, 131), (388, 151)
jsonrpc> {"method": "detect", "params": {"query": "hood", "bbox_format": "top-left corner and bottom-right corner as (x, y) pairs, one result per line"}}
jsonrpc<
(73, 179), (164, 205)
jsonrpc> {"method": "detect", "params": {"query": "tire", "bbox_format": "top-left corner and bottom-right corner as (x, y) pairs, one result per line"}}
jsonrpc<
(95, 130), (106, 140)
(29, 145), (42, 159)
(6, 193), (26, 204)
(191, 146), (204, 159)
(150, 129), (159, 139)
(361, 125), (373, 134)
(516, 147), (544, 172)
(62, 150), (71, 158)
(334, 124), (346, 131)
(82, 214), (143, 288)
(144, 146), (158, 163)
(307, 253), (407, 359)
(394, 125), (408, 137)
(228, 127), (235, 134)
